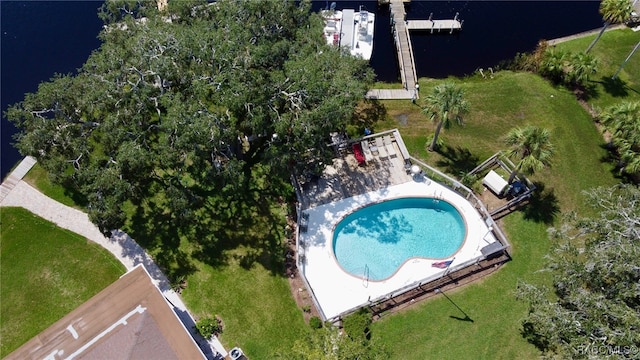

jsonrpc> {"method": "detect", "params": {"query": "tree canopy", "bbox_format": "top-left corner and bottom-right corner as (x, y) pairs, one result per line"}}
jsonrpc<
(517, 184), (640, 359)
(540, 49), (598, 87)
(7, 0), (374, 235)
(283, 310), (389, 360)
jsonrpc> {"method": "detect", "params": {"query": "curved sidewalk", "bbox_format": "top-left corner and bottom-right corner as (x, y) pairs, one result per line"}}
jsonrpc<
(0, 157), (227, 359)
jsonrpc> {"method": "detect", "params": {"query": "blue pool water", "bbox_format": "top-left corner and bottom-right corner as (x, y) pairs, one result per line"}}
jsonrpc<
(333, 197), (466, 281)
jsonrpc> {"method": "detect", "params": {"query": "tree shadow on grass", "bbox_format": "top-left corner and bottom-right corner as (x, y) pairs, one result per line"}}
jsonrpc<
(124, 168), (295, 282)
(519, 181), (560, 225)
(189, 176), (292, 276)
(598, 143), (640, 184)
(435, 144), (480, 176)
(127, 197), (197, 285)
(353, 99), (387, 132)
(577, 81), (600, 101)
(60, 181), (90, 207)
(596, 76), (631, 98)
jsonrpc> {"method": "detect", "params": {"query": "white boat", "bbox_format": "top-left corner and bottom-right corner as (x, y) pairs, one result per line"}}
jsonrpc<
(322, 8), (342, 47)
(322, 5), (375, 61)
(351, 6), (375, 60)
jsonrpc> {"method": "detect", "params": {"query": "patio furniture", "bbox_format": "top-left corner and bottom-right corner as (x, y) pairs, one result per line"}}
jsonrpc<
(482, 170), (509, 197)
(352, 143), (366, 165)
(361, 141), (374, 162)
(383, 135), (397, 157)
(375, 137), (388, 158)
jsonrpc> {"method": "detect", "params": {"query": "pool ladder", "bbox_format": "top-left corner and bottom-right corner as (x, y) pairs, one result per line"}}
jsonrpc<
(363, 265), (370, 288)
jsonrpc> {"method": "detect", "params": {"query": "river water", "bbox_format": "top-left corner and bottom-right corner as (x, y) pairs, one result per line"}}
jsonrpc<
(1, 1), (602, 179)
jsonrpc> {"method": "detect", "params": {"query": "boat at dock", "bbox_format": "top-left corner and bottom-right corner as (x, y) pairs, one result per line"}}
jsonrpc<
(322, 4), (375, 61)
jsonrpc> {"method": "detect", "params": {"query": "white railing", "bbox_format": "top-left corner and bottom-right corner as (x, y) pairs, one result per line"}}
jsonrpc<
(409, 156), (511, 252)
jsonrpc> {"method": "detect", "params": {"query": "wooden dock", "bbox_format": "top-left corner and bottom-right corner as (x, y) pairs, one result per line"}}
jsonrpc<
(389, 0), (418, 99)
(407, 19), (462, 33)
(366, 0), (462, 100)
(365, 88), (415, 100)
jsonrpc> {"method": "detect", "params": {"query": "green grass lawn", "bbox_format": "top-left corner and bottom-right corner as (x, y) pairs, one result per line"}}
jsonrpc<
(380, 71), (619, 211)
(0, 207), (125, 357)
(552, 28), (640, 109)
(22, 163), (87, 208)
(182, 258), (306, 357)
(370, 212), (553, 359)
(369, 70), (620, 357)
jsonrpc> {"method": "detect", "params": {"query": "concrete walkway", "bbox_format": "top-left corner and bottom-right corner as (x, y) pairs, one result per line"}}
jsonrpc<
(547, 24), (627, 45)
(0, 157), (227, 359)
(0, 155), (36, 202)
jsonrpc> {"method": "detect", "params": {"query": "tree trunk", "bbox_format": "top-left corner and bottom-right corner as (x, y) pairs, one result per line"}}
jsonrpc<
(612, 40), (640, 79)
(585, 22), (609, 53)
(428, 120), (444, 151)
(508, 170), (518, 184)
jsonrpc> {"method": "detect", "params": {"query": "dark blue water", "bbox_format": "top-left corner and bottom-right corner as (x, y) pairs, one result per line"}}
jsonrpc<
(1, 1), (602, 179)
(321, 1), (602, 81)
(1, 1), (103, 179)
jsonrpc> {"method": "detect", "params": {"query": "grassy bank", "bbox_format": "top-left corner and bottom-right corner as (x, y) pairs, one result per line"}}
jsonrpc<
(23, 163), (86, 208)
(0, 207), (125, 357)
(552, 28), (640, 109)
(381, 71), (618, 211)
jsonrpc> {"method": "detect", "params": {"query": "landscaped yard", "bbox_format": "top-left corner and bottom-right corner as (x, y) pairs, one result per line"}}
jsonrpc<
(3, 27), (637, 359)
(0, 207), (125, 357)
(553, 28), (640, 109)
(366, 69), (619, 358)
(364, 28), (636, 359)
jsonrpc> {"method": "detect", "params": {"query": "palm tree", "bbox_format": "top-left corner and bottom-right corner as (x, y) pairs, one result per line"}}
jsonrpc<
(600, 101), (640, 175)
(422, 82), (469, 152)
(566, 52), (599, 86)
(504, 126), (554, 181)
(540, 49), (598, 87)
(585, 0), (631, 53)
(540, 48), (568, 83)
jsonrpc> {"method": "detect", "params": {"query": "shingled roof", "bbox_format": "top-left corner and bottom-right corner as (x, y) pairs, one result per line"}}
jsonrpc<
(6, 265), (206, 360)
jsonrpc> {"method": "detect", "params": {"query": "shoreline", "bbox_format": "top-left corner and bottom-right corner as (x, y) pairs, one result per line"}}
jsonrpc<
(546, 24), (627, 46)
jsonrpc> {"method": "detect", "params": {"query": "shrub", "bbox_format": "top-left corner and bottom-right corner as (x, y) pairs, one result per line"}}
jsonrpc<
(346, 124), (362, 139)
(309, 316), (323, 329)
(342, 308), (372, 342)
(195, 316), (223, 339)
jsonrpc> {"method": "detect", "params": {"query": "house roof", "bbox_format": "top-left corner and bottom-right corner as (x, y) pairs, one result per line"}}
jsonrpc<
(6, 265), (206, 360)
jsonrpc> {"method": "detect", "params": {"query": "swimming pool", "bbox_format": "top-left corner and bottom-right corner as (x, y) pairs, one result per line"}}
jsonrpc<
(332, 197), (466, 281)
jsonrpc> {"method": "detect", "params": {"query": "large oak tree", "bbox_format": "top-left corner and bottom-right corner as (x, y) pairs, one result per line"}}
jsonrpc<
(517, 185), (640, 359)
(7, 0), (374, 235)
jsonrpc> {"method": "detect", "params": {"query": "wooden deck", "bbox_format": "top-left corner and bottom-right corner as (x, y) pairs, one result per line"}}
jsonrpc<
(0, 156), (36, 203)
(299, 130), (412, 209)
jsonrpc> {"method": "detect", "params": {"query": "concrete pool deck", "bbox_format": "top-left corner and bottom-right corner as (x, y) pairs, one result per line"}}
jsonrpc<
(299, 178), (498, 320)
